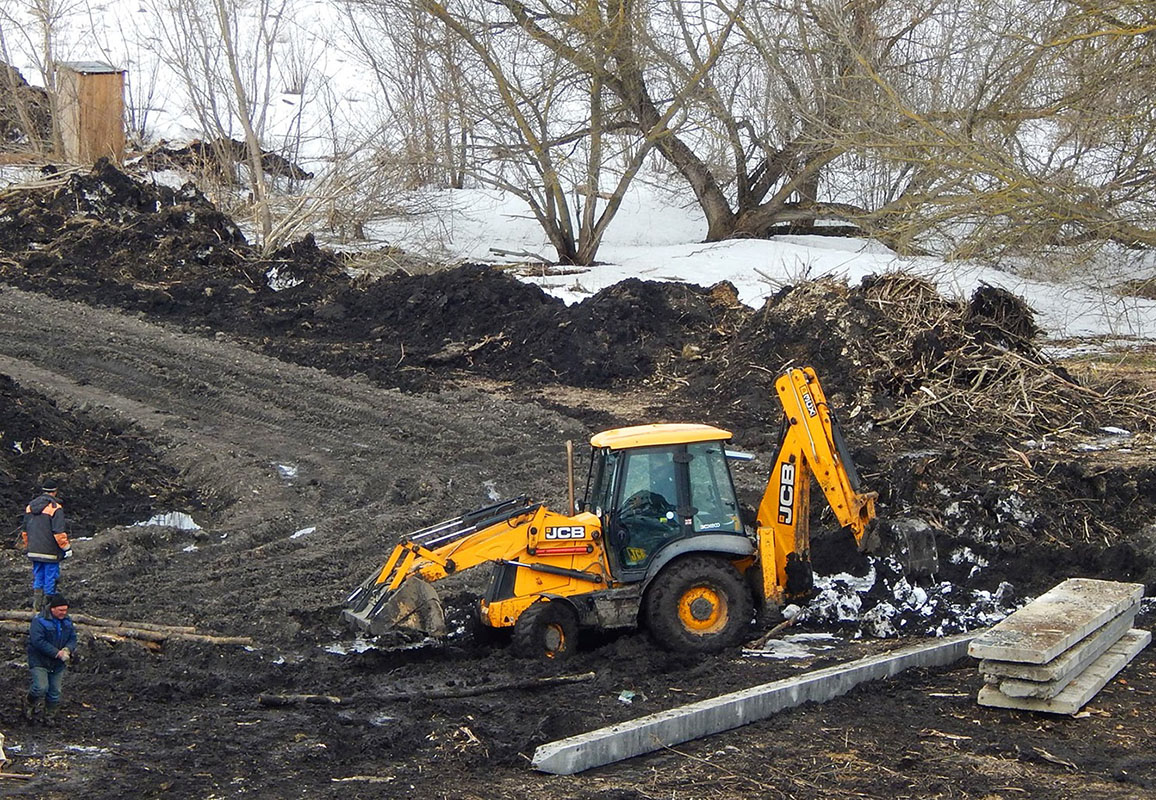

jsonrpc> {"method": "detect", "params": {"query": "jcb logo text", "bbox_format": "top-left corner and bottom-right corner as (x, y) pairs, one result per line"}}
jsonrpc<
(544, 526), (586, 540)
(777, 463), (796, 524)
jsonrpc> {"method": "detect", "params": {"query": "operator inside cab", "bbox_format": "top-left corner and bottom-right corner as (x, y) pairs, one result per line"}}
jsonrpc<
(618, 452), (680, 566)
(586, 424), (745, 576)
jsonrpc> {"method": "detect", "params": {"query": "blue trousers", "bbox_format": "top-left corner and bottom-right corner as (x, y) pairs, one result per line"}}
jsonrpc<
(31, 561), (61, 593)
(29, 663), (66, 704)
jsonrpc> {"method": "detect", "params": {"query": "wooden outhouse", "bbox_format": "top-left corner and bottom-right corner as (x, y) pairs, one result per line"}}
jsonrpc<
(55, 61), (126, 165)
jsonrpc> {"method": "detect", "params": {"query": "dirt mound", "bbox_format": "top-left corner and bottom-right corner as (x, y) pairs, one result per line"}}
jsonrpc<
(0, 373), (199, 535)
(684, 273), (1121, 443)
(325, 270), (728, 384)
(0, 61), (51, 147)
(138, 138), (315, 180)
(0, 159), (250, 300)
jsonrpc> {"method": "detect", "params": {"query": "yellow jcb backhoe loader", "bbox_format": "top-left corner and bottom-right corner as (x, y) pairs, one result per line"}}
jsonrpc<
(344, 366), (878, 657)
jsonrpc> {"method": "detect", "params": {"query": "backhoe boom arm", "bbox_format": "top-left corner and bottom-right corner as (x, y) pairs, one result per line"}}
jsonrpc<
(756, 367), (878, 604)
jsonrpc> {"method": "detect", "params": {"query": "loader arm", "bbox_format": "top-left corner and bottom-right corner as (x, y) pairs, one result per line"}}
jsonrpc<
(755, 367), (878, 604)
(345, 496), (608, 636)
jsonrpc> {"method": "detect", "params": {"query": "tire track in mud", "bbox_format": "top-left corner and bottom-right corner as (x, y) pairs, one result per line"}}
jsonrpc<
(0, 285), (588, 634)
(0, 286), (581, 493)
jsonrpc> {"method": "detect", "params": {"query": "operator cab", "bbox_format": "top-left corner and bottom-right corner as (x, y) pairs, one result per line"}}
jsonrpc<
(582, 424), (745, 579)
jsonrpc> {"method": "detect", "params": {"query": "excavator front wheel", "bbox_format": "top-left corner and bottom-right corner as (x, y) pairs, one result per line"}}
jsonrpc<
(513, 599), (579, 660)
(645, 555), (753, 653)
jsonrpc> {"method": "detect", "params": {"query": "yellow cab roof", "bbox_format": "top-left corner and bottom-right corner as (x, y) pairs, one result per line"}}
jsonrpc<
(589, 423), (732, 451)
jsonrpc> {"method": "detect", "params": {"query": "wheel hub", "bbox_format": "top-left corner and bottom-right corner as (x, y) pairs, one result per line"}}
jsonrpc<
(689, 597), (715, 621)
(543, 623), (565, 656)
(678, 586), (728, 634)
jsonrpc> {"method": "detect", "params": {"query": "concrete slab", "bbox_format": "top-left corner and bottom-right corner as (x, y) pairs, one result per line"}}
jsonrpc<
(981, 605), (1137, 698)
(977, 628), (1151, 715)
(967, 578), (1144, 664)
(531, 633), (975, 775)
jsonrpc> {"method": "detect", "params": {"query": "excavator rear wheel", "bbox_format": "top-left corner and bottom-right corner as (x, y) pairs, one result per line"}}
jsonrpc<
(645, 555), (752, 653)
(513, 599), (579, 660)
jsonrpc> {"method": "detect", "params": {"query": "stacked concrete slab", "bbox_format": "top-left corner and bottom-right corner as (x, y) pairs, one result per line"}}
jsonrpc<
(968, 577), (1150, 715)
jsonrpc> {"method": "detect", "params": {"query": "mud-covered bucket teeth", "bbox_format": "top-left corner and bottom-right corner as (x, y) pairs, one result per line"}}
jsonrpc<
(343, 580), (448, 638)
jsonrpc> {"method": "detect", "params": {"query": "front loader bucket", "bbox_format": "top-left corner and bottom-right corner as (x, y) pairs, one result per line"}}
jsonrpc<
(343, 579), (447, 638)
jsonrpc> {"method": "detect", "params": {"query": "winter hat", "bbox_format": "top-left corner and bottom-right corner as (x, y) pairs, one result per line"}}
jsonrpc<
(46, 594), (69, 608)
(40, 478), (59, 492)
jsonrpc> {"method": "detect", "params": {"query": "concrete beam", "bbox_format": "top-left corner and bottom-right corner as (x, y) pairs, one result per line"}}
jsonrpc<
(978, 628), (1151, 715)
(531, 633), (975, 775)
(967, 578), (1144, 665)
(982, 606), (1137, 698)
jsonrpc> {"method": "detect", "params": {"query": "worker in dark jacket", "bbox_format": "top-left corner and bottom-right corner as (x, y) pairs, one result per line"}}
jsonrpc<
(23, 594), (77, 727)
(20, 479), (72, 612)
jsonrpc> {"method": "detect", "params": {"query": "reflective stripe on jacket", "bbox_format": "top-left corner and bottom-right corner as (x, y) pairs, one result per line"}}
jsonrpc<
(22, 493), (70, 562)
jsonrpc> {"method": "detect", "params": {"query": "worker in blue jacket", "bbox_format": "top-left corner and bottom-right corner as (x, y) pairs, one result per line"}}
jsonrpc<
(23, 594), (77, 727)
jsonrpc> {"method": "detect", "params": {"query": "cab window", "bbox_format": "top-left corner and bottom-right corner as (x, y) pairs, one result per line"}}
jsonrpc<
(687, 442), (742, 533)
(614, 447), (681, 569)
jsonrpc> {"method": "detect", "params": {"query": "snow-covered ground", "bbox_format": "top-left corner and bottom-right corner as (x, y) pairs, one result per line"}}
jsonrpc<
(367, 186), (1156, 343)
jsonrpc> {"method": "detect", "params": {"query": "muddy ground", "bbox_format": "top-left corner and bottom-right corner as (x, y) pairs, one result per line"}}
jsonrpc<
(0, 163), (1154, 798)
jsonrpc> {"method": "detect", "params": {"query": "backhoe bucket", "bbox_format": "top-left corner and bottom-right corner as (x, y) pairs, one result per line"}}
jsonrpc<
(887, 518), (939, 578)
(343, 579), (447, 637)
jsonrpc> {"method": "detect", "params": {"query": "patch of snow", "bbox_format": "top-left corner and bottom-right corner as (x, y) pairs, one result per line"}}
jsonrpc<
(801, 557), (1020, 639)
(324, 636), (380, 655)
(483, 480), (501, 502)
(143, 169), (192, 190)
(267, 266), (304, 291)
(277, 463), (299, 480)
(744, 633), (840, 660)
(291, 526), (316, 539)
(949, 546), (990, 580)
(134, 511), (201, 530)
(992, 493), (1034, 527)
(65, 745), (110, 756)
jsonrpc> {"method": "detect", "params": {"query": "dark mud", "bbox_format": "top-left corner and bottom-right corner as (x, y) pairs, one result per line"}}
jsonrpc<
(0, 163), (1154, 798)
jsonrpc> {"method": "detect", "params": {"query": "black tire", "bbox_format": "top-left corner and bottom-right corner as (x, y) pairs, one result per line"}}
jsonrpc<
(644, 555), (753, 653)
(513, 599), (579, 660)
(465, 604), (510, 648)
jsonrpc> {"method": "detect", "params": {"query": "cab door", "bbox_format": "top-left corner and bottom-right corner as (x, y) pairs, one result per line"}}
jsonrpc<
(612, 445), (685, 573)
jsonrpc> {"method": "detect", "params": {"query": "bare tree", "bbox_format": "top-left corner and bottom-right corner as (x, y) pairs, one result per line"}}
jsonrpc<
(450, 0), (1154, 261)
(817, 0), (1156, 257)
(343, 0), (471, 190)
(0, 0), (85, 155)
(346, 0), (742, 264)
(148, 0), (300, 243)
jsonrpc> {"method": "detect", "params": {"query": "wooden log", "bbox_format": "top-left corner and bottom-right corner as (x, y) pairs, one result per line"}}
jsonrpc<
(70, 613), (198, 634)
(377, 671), (597, 701)
(0, 609), (197, 634)
(258, 672), (598, 709)
(0, 619), (251, 647)
(259, 693), (346, 707)
(88, 631), (163, 652)
(0, 772), (34, 780)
